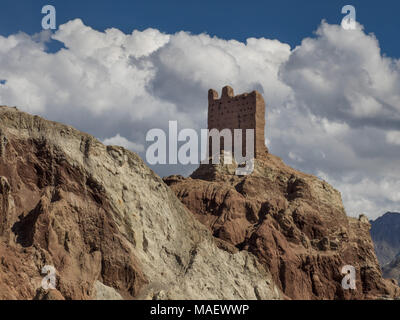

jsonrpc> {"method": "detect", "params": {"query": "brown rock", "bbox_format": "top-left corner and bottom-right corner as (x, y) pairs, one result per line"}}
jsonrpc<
(34, 288), (65, 300)
(0, 109), (147, 300)
(0, 106), (281, 300)
(164, 154), (400, 300)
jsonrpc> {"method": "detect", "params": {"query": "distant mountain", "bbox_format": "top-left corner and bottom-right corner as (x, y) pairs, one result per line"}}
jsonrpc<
(370, 212), (400, 266)
(383, 254), (400, 283)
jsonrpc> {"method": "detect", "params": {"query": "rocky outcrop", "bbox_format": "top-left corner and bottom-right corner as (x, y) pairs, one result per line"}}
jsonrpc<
(164, 155), (400, 300)
(0, 106), (281, 300)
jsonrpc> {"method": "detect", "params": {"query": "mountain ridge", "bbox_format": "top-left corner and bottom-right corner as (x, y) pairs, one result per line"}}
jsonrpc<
(370, 212), (400, 284)
(0, 106), (281, 300)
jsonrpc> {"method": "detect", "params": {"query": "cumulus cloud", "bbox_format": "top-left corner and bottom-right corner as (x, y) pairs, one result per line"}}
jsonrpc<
(274, 22), (400, 218)
(0, 18), (399, 219)
(280, 22), (400, 129)
(103, 134), (145, 152)
(318, 171), (400, 218)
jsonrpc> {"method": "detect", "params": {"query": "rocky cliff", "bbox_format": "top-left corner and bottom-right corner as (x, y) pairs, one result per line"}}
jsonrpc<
(0, 106), (281, 300)
(164, 154), (400, 299)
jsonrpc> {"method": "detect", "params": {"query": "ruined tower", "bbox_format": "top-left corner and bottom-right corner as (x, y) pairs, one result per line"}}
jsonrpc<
(207, 85), (268, 159)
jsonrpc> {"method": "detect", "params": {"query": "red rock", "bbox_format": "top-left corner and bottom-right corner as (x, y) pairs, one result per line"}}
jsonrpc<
(164, 154), (400, 300)
(0, 106), (282, 300)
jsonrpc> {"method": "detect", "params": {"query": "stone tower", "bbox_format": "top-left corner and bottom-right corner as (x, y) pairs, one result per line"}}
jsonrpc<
(207, 85), (268, 158)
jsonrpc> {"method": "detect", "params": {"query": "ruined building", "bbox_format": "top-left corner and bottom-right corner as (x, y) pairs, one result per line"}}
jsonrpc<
(207, 85), (268, 159)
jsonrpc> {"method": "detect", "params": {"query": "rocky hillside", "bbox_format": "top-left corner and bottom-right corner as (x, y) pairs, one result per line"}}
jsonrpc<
(370, 212), (400, 266)
(164, 154), (400, 299)
(0, 106), (281, 300)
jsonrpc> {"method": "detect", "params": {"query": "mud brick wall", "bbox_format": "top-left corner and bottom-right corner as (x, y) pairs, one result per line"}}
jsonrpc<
(207, 85), (267, 158)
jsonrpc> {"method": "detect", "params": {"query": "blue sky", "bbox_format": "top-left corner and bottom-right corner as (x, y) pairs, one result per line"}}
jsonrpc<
(1, 0), (400, 57)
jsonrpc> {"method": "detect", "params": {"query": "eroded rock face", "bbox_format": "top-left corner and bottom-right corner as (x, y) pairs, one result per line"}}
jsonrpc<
(164, 155), (400, 300)
(0, 106), (281, 300)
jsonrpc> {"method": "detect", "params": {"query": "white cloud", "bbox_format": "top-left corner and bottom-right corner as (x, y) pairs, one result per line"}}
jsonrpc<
(318, 171), (400, 219)
(0, 19), (399, 219)
(386, 131), (400, 145)
(280, 22), (400, 127)
(103, 134), (145, 152)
